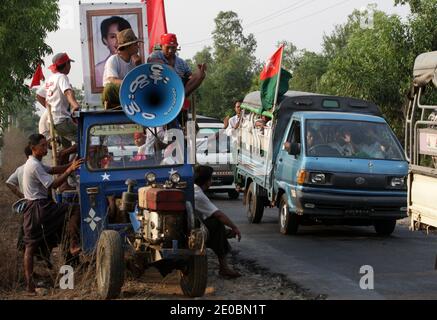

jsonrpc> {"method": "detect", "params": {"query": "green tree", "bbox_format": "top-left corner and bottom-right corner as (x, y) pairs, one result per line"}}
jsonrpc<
(212, 11), (257, 60)
(0, 0), (59, 133)
(320, 10), (410, 137)
(193, 11), (257, 119)
(289, 51), (328, 93)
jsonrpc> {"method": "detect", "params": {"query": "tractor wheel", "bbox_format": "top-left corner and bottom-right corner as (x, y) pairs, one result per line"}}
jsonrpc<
(96, 230), (125, 299)
(180, 255), (208, 297)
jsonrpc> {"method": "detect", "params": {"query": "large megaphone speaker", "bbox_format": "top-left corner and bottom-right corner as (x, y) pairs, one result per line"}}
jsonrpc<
(119, 63), (185, 127)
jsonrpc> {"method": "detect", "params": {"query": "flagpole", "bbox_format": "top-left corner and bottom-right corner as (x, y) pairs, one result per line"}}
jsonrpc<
(271, 44), (284, 113)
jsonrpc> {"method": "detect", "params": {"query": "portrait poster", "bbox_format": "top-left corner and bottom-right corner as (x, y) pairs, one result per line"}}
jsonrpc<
(80, 3), (148, 107)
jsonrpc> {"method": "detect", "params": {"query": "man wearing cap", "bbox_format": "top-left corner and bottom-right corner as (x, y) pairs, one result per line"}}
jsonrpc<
(148, 33), (207, 127)
(148, 33), (206, 97)
(45, 52), (81, 146)
(102, 28), (143, 109)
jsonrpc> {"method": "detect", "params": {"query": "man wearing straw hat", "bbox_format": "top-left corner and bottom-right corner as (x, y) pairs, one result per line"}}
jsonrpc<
(102, 28), (143, 109)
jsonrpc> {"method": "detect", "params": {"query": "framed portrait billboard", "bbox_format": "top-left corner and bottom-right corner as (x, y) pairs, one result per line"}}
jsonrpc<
(80, 3), (148, 107)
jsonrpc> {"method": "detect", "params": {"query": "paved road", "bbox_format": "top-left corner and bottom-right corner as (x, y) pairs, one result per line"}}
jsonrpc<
(209, 193), (437, 300)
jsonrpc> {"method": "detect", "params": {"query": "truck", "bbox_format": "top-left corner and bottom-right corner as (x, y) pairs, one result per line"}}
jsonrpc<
(405, 51), (437, 232)
(235, 91), (408, 235)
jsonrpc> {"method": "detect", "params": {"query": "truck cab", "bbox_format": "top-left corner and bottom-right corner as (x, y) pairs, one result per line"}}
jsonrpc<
(236, 91), (408, 235)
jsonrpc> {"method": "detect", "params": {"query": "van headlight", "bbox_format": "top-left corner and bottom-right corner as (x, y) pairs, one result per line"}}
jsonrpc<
(310, 173), (326, 184)
(390, 177), (406, 188)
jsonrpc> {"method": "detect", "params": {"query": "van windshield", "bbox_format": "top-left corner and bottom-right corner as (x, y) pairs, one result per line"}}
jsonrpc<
(305, 120), (405, 160)
(86, 123), (184, 170)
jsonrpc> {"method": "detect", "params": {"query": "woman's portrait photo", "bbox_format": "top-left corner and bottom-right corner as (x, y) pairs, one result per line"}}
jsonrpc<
(86, 8), (145, 93)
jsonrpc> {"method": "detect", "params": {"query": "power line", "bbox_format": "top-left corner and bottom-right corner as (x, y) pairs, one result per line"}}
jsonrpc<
(253, 0), (351, 36)
(181, 0), (313, 47)
(181, 0), (352, 48)
(244, 0), (314, 28)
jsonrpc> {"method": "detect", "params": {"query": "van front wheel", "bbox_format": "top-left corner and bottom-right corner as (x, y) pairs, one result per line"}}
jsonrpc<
(279, 195), (299, 235)
(374, 219), (396, 236)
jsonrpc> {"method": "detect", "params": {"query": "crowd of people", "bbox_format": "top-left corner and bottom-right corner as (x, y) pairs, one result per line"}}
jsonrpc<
(5, 28), (243, 294)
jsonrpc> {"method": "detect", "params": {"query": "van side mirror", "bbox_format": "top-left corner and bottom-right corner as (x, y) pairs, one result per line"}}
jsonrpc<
(284, 142), (301, 155)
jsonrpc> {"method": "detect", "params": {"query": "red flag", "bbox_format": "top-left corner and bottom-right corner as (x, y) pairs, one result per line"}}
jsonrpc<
(144, 0), (168, 53)
(260, 46), (283, 81)
(30, 64), (45, 88)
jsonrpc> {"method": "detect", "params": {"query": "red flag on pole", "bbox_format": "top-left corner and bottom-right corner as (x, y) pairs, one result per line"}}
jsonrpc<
(30, 64), (45, 88)
(144, 0), (168, 53)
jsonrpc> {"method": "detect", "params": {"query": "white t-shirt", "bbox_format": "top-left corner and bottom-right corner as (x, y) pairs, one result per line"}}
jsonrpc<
(45, 73), (73, 124)
(103, 54), (135, 86)
(36, 85), (46, 99)
(23, 156), (54, 200)
(194, 184), (219, 221)
(6, 164), (25, 193)
(38, 110), (50, 139)
(226, 114), (241, 143)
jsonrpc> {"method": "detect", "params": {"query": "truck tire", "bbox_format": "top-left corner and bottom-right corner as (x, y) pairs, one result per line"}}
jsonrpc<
(246, 182), (264, 223)
(96, 230), (125, 299)
(228, 190), (240, 200)
(374, 219), (396, 236)
(180, 255), (208, 297)
(279, 194), (299, 235)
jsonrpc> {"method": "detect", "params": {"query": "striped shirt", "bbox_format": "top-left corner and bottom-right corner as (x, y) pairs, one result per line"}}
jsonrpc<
(148, 51), (191, 82)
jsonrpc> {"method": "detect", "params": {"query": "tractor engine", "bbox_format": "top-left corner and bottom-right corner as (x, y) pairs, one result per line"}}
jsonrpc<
(137, 186), (187, 249)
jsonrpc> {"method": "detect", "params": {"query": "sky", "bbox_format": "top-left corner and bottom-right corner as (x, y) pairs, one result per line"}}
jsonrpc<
(44, 0), (411, 88)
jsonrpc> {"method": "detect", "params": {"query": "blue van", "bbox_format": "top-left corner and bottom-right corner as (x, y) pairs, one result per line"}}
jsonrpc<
(235, 91), (408, 235)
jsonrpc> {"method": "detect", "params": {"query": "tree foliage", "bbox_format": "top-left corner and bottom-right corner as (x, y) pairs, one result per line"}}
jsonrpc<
(0, 0), (59, 132)
(193, 11), (257, 119)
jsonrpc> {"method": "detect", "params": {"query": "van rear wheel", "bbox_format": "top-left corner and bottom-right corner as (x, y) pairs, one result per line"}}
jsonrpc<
(279, 194), (299, 235)
(374, 219), (396, 236)
(246, 182), (264, 223)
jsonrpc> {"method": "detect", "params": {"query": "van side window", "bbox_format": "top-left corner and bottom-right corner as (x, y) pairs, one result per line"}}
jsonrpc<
(286, 121), (301, 144)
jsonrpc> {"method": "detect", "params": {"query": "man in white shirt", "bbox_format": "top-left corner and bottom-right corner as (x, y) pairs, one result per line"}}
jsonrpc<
(22, 134), (83, 293)
(45, 52), (81, 146)
(226, 100), (243, 132)
(194, 165), (242, 279)
(102, 28), (143, 109)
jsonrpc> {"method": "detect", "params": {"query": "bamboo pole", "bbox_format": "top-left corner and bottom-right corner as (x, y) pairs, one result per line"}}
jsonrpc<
(46, 103), (58, 167)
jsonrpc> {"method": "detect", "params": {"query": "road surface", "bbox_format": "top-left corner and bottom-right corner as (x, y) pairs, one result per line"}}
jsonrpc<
(210, 193), (437, 300)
